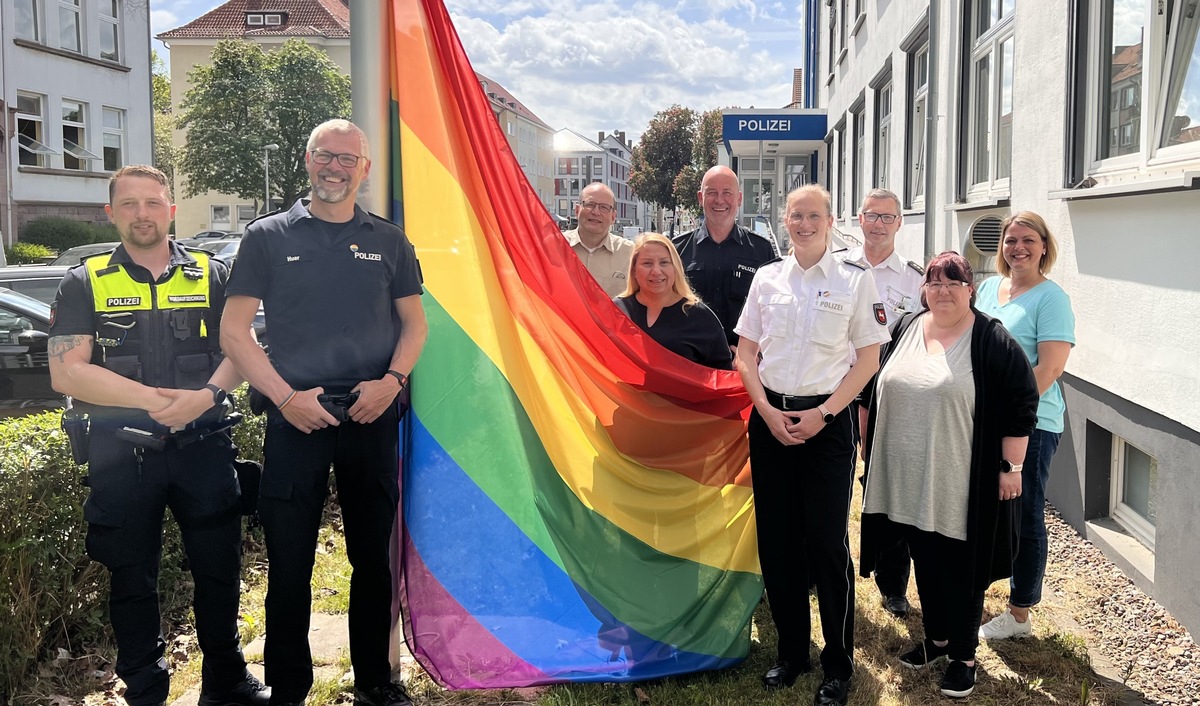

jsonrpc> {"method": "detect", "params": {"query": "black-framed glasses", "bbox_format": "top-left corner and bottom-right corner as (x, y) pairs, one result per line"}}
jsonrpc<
(923, 281), (971, 292)
(862, 212), (899, 224)
(309, 149), (363, 168)
(579, 201), (614, 214)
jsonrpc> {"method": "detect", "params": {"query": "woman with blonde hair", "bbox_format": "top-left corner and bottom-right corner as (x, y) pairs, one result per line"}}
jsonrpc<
(615, 233), (731, 369)
(975, 211), (1076, 641)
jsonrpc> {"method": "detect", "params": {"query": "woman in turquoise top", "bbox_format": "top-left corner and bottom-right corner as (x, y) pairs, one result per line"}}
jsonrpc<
(975, 212), (1076, 641)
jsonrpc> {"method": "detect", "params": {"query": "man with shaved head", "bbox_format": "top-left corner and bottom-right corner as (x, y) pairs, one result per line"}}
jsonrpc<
(673, 165), (780, 350)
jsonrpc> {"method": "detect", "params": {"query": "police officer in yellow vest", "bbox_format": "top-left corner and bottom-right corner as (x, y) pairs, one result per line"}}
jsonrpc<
(48, 166), (268, 706)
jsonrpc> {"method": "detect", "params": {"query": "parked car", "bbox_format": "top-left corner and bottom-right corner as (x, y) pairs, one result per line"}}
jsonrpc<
(190, 230), (234, 239)
(180, 238), (241, 262)
(0, 288), (60, 415)
(50, 242), (118, 266)
(0, 265), (71, 304)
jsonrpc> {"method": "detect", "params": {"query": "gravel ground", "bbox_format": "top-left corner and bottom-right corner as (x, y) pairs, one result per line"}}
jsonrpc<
(1041, 506), (1200, 706)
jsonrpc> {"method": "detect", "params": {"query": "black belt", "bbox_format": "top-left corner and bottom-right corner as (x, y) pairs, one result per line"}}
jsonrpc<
(763, 388), (830, 412)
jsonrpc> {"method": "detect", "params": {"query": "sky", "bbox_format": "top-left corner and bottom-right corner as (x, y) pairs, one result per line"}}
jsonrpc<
(150, 0), (807, 144)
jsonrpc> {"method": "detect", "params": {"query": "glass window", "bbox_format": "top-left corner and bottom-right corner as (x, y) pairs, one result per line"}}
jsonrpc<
(237, 205), (257, 223)
(975, 0), (1016, 39)
(211, 205), (231, 226)
(247, 14), (263, 25)
(1159, 0), (1200, 149)
(58, 0), (80, 53)
(852, 107), (865, 213)
(102, 108), (124, 171)
(100, 0), (120, 61)
(964, 1), (1015, 191)
(1097, 0), (1144, 158)
(16, 0), (40, 41)
(835, 123), (846, 216)
(16, 93), (53, 168)
(265, 14), (282, 25)
(1111, 436), (1157, 549)
(62, 100), (87, 170)
(908, 42), (929, 205)
(876, 82), (892, 189)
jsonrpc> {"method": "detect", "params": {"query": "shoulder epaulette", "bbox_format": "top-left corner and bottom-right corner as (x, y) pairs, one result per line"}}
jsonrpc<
(906, 259), (925, 275)
(831, 246), (849, 254)
(839, 257), (868, 271)
(762, 255), (783, 267)
(243, 208), (285, 229)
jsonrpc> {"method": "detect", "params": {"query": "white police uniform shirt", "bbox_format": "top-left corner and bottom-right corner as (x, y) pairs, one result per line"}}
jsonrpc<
(842, 246), (924, 326)
(735, 248), (891, 396)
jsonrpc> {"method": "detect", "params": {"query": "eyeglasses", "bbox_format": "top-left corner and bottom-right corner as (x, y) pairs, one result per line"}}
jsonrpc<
(309, 149), (364, 168)
(861, 212), (899, 224)
(579, 201), (614, 214)
(923, 281), (971, 292)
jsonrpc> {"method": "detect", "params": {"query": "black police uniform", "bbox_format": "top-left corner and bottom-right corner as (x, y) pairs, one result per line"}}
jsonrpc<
(672, 223), (780, 347)
(226, 200), (423, 703)
(51, 243), (249, 706)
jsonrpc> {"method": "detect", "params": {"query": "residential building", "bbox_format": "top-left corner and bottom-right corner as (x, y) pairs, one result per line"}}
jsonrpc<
(157, 0), (350, 236)
(553, 129), (650, 233)
(810, 0), (1200, 634)
(2, 0), (153, 246)
(477, 73), (555, 212)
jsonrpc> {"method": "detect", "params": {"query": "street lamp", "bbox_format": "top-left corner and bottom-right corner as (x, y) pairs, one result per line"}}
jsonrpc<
(262, 143), (279, 213)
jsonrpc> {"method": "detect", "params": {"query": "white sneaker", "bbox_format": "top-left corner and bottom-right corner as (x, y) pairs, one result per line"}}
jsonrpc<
(978, 609), (1033, 639)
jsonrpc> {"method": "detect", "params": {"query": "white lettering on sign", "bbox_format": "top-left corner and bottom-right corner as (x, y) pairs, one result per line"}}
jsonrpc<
(353, 251), (383, 262)
(737, 119), (793, 132)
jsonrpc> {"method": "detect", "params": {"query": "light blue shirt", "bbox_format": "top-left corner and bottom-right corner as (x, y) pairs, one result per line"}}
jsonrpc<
(976, 277), (1076, 432)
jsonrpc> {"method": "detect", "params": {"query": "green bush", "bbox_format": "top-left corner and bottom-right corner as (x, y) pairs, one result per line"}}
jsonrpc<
(4, 242), (54, 264)
(20, 217), (97, 251)
(90, 224), (122, 243)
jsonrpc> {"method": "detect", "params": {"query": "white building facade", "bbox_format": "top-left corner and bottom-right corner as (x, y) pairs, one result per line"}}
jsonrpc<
(553, 129), (651, 233)
(813, 0), (1200, 635)
(3, 0), (153, 246)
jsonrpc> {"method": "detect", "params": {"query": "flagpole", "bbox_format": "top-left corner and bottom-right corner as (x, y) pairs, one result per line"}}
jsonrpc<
(351, 0), (391, 219)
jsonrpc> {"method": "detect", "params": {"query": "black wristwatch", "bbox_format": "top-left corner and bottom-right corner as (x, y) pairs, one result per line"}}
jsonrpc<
(818, 404), (836, 425)
(204, 383), (228, 406)
(1000, 459), (1024, 473)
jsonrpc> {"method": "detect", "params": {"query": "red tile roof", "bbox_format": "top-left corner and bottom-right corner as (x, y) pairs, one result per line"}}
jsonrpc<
(157, 0), (349, 40)
(476, 72), (552, 130)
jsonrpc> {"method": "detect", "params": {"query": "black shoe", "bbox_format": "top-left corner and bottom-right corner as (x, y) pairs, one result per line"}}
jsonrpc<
(198, 674), (271, 706)
(762, 659), (810, 689)
(354, 683), (413, 706)
(881, 595), (910, 618)
(813, 677), (851, 705)
(939, 660), (977, 698)
(897, 639), (950, 670)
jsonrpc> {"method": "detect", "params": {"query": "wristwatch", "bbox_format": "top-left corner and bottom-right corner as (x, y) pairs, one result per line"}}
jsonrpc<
(204, 383), (228, 406)
(818, 404), (836, 425)
(1000, 459), (1024, 473)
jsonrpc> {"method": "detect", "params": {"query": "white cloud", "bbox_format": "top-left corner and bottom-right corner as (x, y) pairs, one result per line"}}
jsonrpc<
(150, 9), (181, 36)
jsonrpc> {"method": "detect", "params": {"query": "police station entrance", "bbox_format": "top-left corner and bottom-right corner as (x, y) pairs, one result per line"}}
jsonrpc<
(720, 109), (828, 251)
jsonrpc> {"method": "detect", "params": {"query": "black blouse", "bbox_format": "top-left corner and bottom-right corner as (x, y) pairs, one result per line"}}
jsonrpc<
(614, 296), (733, 370)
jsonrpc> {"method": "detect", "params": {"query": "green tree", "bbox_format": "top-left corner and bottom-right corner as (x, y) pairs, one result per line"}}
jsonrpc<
(152, 50), (176, 184)
(673, 108), (726, 216)
(628, 105), (696, 232)
(177, 39), (350, 210)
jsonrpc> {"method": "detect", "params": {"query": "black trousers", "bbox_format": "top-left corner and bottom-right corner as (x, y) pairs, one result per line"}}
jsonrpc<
(873, 538), (912, 599)
(904, 525), (986, 663)
(259, 404), (399, 701)
(749, 404), (856, 680)
(85, 427), (247, 706)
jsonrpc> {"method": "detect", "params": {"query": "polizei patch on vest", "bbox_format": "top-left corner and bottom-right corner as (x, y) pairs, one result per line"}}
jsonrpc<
(106, 297), (141, 307)
(873, 302), (888, 325)
(167, 294), (208, 303)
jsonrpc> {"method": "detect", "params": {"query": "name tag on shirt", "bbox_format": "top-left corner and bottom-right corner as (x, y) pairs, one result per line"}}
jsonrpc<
(812, 290), (852, 314)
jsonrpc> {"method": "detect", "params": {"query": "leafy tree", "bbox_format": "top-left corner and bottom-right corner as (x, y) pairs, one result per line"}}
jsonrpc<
(177, 39), (350, 210)
(628, 105), (696, 231)
(673, 108), (725, 216)
(152, 50), (176, 184)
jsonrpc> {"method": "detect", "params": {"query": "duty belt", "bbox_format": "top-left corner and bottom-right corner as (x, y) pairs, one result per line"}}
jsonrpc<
(763, 389), (830, 412)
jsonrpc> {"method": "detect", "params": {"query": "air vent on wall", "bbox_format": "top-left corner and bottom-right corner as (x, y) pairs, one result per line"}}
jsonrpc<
(969, 215), (1004, 254)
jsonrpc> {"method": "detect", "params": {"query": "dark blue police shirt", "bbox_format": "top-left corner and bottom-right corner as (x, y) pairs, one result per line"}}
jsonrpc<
(672, 223), (779, 346)
(226, 199), (423, 392)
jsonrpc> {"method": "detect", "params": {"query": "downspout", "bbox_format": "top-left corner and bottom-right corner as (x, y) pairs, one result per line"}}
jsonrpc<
(1, 2), (12, 264)
(351, 1), (392, 223)
(923, 0), (939, 261)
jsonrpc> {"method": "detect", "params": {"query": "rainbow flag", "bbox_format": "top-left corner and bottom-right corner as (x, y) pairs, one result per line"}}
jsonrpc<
(389, 0), (762, 688)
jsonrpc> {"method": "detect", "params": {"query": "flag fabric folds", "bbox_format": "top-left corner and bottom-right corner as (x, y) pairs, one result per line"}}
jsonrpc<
(389, 0), (762, 688)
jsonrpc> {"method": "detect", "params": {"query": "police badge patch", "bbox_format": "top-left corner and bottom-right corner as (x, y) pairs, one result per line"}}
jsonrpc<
(873, 303), (887, 325)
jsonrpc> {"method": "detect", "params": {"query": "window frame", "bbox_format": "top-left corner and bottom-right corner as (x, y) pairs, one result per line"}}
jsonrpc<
(961, 0), (1016, 197)
(57, 0), (82, 54)
(874, 73), (893, 190)
(834, 118), (847, 218)
(851, 97), (866, 215)
(16, 0), (42, 42)
(99, 0), (121, 62)
(211, 205), (232, 227)
(1109, 435), (1157, 549)
(906, 35), (930, 208)
(101, 106), (124, 172)
(16, 92), (56, 168)
(61, 98), (99, 171)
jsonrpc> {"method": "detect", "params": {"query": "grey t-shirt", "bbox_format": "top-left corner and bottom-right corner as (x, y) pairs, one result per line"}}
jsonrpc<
(864, 313), (976, 540)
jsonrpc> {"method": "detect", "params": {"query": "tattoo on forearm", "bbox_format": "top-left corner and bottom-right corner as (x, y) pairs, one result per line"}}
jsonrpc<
(48, 335), (89, 364)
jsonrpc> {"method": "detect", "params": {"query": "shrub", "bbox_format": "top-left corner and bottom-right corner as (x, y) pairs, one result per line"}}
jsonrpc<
(4, 242), (54, 264)
(90, 224), (122, 244)
(20, 217), (97, 251)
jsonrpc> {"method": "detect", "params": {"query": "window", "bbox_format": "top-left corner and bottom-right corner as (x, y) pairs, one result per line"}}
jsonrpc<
(16, 0), (40, 41)
(265, 14), (282, 25)
(62, 100), (100, 171)
(1111, 436), (1157, 548)
(58, 0), (81, 53)
(851, 102), (865, 213)
(838, 0), (847, 57)
(1077, 0), (1200, 178)
(593, 156), (602, 176)
(211, 205), (231, 227)
(16, 93), (55, 168)
(237, 205), (257, 223)
(100, 0), (120, 61)
(102, 107), (124, 171)
(246, 14), (263, 25)
(907, 40), (929, 206)
(834, 119), (847, 216)
(828, 3), (838, 75)
(963, 0), (1015, 193)
(875, 82), (892, 189)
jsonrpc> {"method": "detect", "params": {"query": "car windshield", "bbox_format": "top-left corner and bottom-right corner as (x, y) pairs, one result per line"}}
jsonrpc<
(51, 244), (117, 266)
(0, 288), (52, 319)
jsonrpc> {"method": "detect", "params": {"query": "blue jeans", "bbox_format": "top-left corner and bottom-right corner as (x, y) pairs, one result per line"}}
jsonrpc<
(1009, 429), (1062, 608)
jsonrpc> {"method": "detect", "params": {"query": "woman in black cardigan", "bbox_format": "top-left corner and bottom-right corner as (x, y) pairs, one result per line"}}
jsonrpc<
(859, 251), (1038, 698)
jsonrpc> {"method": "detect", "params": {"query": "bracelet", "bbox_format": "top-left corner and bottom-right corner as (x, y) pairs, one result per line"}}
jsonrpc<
(385, 369), (409, 388)
(278, 389), (298, 410)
